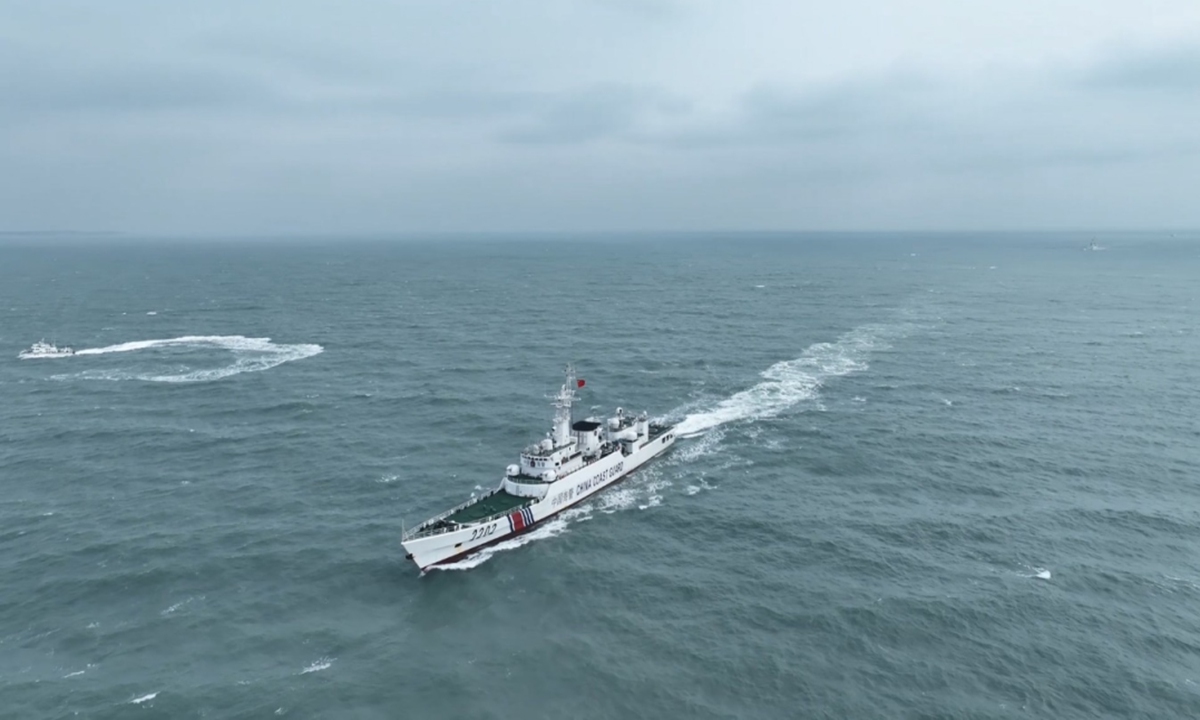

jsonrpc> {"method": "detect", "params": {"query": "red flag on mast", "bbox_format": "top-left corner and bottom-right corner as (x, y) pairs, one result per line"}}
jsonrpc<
(577, 379), (586, 388)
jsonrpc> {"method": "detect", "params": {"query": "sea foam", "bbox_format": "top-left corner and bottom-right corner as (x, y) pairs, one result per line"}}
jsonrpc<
(301, 657), (334, 674)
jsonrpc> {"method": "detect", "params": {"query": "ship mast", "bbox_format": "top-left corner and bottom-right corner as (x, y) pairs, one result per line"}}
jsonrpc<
(551, 364), (577, 447)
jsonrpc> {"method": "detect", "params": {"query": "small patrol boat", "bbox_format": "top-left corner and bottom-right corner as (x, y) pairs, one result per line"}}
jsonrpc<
(19, 340), (75, 358)
(402, 366), (676, 571)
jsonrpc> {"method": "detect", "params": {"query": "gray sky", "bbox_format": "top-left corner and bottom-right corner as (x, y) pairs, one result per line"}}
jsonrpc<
(2, 0), (1198, 234)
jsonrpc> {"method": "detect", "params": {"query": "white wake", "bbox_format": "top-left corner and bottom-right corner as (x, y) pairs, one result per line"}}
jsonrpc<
(673, 322), (906, 437)
(32, 335), (323, 383)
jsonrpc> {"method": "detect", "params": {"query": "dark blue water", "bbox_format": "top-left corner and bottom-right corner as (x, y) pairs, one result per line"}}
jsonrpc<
(2, 233), (1199, 718)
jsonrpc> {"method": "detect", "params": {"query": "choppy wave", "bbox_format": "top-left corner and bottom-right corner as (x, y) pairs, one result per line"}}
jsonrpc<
(673, 322), (909, 437)
(301, 658), (334, 674)
(161, 596), (202, 616)
(34, 335), (322, 383)
(672, 427), (725, 463)
(1017, 564), (1053, 580)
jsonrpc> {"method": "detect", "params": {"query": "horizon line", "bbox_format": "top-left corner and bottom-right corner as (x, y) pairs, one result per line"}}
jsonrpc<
(2, 228), (1197, 239)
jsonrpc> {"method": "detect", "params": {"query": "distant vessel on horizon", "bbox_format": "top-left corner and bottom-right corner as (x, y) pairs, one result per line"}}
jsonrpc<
(1084, 239), (1104, 252)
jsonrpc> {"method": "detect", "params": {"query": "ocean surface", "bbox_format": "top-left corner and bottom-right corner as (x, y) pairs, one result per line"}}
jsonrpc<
(2, 232), (1199, 719)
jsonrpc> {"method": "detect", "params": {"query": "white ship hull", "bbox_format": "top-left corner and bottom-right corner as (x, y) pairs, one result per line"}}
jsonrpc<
(402, 429), (675, 571)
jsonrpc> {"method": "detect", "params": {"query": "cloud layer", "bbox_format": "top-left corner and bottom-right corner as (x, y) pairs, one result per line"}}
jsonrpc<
(1, 0), (1198, 233)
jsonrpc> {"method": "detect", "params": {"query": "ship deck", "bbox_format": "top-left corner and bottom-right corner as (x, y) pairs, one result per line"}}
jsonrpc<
(446, 490), (529, 525)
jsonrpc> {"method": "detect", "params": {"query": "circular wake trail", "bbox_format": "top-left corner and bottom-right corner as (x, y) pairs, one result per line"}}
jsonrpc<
(26, 335), (323, 383)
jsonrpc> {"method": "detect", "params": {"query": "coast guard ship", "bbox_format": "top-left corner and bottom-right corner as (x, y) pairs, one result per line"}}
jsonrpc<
(402, 367), (676, 571)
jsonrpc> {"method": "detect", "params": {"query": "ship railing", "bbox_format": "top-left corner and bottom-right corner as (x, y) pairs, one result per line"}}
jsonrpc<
(403, 491), (541, 541)
(402, 489), (502, 541)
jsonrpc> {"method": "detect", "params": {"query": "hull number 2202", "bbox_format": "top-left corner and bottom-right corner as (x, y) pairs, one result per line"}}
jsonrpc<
(470, 523), (498, 541)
